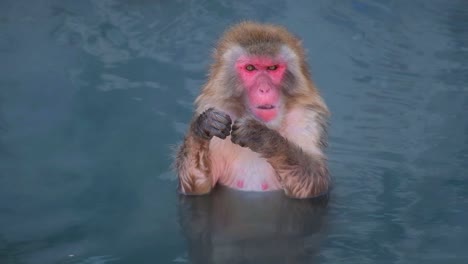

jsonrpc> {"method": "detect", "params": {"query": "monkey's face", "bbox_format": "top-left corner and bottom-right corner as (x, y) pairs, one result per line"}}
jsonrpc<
(235, 55), (287, 122)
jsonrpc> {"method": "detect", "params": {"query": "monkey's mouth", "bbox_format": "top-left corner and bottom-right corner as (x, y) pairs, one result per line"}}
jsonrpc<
(257, 104), (275, 110)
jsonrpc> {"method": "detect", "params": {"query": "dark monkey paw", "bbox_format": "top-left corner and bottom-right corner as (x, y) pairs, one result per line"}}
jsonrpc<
(192, 108), (232, 140)
(231, 117), (284, 155)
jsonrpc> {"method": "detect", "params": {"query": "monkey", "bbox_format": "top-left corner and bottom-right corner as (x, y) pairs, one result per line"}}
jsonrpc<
(175, 22), (330, 199)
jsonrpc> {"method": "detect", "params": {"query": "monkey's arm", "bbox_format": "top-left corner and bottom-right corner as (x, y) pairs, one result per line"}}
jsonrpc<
(175, 108), (232, 195)
(231, 118), (329, 199)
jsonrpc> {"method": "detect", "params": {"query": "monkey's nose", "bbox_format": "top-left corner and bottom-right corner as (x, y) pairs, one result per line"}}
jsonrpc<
(259, 86), (271, 93)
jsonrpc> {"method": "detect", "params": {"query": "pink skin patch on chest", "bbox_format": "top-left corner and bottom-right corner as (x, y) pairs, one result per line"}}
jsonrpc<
(236, 180), (245, 189)
(261, 183), (269, 191)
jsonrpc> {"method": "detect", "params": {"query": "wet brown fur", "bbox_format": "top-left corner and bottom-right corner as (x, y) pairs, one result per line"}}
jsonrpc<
(230, 116), (329, 198)
(175, 22), (330, 198)
(175, 132), (212, 194)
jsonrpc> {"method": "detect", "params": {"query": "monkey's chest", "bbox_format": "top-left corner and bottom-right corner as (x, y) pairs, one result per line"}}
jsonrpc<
(210, 138), (281, 192)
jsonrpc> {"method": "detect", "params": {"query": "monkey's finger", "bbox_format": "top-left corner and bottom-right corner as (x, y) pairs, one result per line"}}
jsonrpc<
(210, 119), (230, 131)
(236, 139), (246, 147)
(221, 126), (231, 137)
(231, 122), (240, 132)
(212, 130), (228, 139)
(211, 125), (230, 138)
(230, 133), (244, 147)
(231, 133), (239, 144)
(207, 125), (228, 139)
(211, 111), (232, 126)
(230, 134), (238, 144)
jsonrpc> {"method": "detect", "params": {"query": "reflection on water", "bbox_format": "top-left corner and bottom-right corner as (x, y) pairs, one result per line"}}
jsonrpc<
(0, 0), (467, 263)
(179, 187), (328, 264)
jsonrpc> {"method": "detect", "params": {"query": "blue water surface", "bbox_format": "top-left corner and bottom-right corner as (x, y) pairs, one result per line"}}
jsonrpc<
(1, 1), (467, 263)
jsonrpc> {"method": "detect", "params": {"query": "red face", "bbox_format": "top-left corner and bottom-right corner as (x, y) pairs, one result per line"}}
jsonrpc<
(236, 56), (286, 122)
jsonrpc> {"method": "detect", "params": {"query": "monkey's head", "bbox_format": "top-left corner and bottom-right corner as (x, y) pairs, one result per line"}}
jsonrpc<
(197, 22), (317, 125)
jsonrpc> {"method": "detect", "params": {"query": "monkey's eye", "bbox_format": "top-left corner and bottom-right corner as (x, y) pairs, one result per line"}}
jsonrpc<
(267, 65), (278, 71)
(245, 64), (256, 71)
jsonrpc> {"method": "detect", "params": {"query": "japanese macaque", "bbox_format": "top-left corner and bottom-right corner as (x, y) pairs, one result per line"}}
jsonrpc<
(175, 22), (330, 199)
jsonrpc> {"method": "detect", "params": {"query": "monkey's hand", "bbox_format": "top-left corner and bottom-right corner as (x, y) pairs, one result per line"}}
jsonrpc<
(231, 117), (287, 157)
(192, 108), (232, 140)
